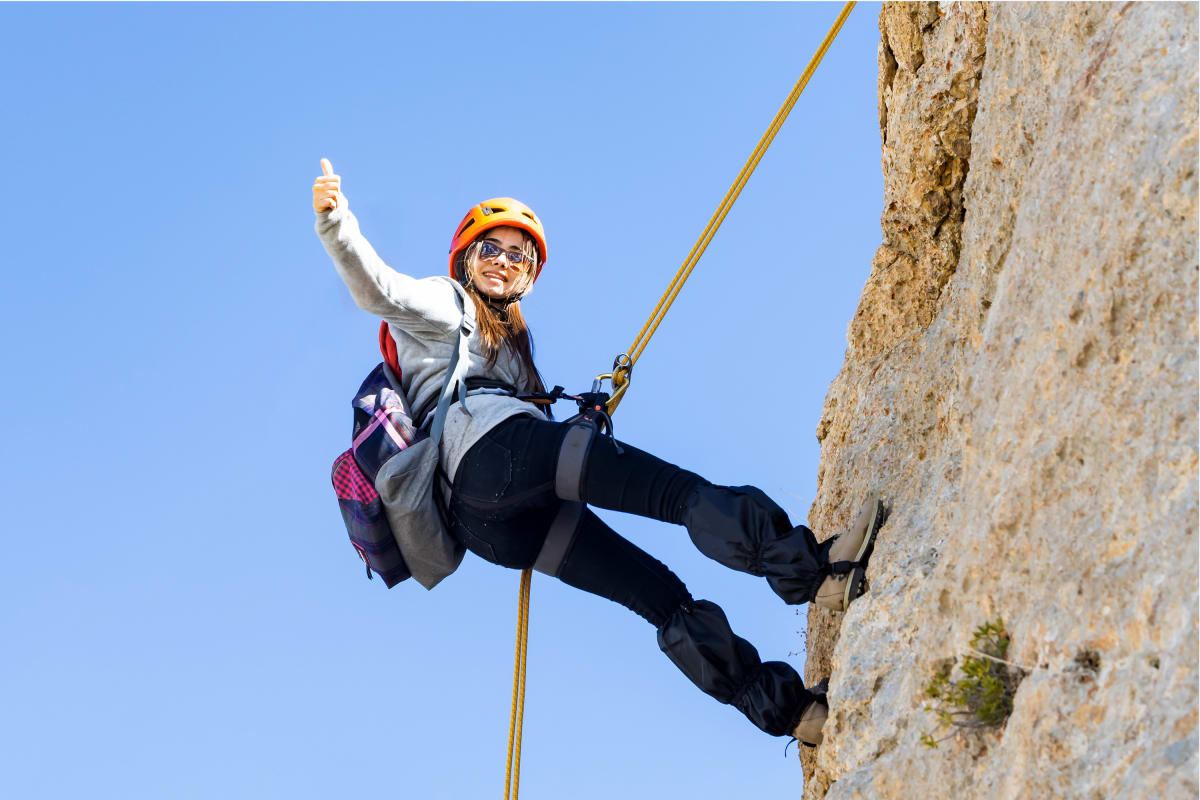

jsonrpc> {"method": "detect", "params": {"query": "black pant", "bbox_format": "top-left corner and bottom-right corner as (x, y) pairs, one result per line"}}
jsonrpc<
(447, 415), (824, 737)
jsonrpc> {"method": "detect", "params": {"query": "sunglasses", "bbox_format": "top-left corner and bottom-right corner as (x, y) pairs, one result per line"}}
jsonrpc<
(478, 240), (533, 268)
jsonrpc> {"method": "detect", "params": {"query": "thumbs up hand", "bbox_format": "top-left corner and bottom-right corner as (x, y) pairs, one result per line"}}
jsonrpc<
(313, 158), (345, 213)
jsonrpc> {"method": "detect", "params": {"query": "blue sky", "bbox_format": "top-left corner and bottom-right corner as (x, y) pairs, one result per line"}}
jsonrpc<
(1, 3), (883, 797)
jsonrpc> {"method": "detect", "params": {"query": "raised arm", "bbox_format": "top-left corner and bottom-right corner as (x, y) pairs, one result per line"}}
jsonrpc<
(313, 159), (461, 337)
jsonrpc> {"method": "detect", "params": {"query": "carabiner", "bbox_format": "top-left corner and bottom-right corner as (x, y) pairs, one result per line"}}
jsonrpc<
(606, 353), (634, 416)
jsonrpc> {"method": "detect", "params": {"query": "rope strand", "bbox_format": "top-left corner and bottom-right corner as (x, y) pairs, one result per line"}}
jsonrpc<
(503, 568), (533, 800)
(616, 1), (856, 399)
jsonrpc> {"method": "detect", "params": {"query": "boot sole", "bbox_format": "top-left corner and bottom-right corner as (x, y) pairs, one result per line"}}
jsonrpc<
(841, 496), (884, 609)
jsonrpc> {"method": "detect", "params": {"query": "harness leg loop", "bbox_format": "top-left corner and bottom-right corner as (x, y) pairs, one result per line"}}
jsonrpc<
(533, 501), (586, 578)
(555, 422), (597, 503)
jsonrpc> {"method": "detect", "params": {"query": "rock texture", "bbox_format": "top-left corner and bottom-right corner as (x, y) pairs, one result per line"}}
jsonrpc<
(802, 3), (1198, 798)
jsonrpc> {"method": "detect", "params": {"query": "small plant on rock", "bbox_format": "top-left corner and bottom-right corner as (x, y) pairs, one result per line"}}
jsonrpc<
(920, 618), (1028, 748)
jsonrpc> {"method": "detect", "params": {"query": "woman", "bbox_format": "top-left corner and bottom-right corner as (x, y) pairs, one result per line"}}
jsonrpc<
(312, 158), (882, 746)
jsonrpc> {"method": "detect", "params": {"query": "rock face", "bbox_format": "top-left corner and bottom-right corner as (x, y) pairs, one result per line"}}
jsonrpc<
(802, 3), (1198, 798)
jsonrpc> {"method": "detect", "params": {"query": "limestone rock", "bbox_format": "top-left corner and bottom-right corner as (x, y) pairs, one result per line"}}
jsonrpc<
(803, 3), (1198, 798)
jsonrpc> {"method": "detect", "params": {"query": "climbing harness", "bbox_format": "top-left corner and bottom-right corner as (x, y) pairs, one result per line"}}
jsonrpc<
(501, 3), (856, 796)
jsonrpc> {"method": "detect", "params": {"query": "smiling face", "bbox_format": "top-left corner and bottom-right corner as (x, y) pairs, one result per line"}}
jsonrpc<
(468, 226), (536, 300)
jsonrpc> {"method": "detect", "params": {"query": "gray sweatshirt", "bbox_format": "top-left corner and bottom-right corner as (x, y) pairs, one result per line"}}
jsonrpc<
(316, 200), (545, 483)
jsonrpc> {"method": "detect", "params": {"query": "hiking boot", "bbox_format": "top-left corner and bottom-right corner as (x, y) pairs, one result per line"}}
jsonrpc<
(791, 680), (829, 747)
(812, 493), (883, 611)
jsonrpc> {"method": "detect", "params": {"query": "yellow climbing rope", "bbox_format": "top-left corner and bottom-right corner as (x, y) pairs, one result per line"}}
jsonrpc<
(503, 4), (855, 796)
(503, 568), (532, 800)
(605, 0), (857, 415)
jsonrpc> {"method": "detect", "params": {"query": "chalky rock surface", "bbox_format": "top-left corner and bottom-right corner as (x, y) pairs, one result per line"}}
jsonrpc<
(801, 3), (1198, 798)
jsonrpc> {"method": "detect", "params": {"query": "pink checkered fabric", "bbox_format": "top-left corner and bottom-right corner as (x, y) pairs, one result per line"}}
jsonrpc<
(332, 450), (378, 502)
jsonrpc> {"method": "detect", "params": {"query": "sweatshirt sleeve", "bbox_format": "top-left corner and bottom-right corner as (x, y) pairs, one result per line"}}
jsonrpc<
(315, 198), (461, 337)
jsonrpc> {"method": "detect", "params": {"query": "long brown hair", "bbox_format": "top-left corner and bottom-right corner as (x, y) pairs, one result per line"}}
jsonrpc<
(453, 234), (546, 393)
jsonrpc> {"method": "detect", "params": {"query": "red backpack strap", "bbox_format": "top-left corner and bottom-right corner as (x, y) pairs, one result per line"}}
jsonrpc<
(379, 321), (402, 379)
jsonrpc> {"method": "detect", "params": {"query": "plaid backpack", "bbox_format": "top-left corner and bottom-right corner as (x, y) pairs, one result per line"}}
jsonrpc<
(331, 359), (422, 588)
(331, 281), (475, 590)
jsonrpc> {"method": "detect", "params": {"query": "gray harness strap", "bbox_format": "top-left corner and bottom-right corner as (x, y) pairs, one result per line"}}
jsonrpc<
(555, 423), (596, 502)
(533, 501), (585, 577)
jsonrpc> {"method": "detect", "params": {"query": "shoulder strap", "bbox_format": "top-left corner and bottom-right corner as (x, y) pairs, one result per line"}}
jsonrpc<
(428, 280), (477, 443)
(378, 277), (478, 429)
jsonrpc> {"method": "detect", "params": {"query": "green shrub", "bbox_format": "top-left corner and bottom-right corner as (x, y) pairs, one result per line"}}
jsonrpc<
(920, 619), (1027, 748)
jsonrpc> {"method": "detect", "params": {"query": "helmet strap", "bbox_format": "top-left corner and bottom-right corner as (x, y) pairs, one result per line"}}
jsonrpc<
(483, 293), (522, 312)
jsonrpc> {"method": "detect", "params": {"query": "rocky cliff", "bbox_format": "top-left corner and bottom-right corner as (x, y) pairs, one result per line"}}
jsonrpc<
(802, 3), (1198, 797)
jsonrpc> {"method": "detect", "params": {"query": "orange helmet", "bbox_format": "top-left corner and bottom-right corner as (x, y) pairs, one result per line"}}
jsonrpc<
(448, 197), (548, 283)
